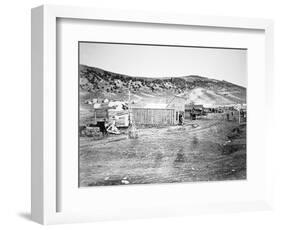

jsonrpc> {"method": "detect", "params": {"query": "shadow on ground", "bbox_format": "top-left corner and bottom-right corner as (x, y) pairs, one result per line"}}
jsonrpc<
(18, 212), (32, 221)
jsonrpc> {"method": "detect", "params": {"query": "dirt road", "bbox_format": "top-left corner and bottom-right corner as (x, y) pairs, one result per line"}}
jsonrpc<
(79, 119), (246, 186)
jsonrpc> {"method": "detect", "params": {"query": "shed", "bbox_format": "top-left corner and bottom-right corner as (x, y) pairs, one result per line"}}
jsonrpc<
(93, 102), (130, 127)
(185, 104), (204, 120)
(132, 108), (175, 126)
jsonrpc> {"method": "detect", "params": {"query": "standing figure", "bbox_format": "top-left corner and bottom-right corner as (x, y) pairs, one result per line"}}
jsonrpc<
(179, 113), (183, 125)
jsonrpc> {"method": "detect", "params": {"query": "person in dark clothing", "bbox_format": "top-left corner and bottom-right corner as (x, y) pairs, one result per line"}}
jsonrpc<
(97, 120), (108, 137)
(179, 113), (183, 125)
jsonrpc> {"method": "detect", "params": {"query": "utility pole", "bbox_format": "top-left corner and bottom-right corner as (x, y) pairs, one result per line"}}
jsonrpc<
(128, 80), (138, 139)
(237, 104), (241, 124)
(128, 80), (133, 126)
(238, 107), (241, 124)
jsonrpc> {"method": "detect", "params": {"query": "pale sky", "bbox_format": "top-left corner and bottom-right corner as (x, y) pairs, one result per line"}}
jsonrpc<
(79, 42), (247, 87)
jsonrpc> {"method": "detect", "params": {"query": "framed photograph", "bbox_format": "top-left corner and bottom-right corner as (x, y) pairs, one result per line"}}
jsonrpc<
(31, 5), (274, 225)
(78, 41), (248, 187)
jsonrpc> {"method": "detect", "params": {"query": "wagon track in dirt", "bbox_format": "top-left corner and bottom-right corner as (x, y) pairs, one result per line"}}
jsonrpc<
(79, 119), (246, 186)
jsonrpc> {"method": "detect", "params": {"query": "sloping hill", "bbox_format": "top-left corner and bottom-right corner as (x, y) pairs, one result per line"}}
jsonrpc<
(79, 65), (246, 105)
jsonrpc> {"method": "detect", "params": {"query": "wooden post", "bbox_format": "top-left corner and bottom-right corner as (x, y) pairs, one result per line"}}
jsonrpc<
(128, 80), (138, 139)
(238, 108), (241, 124)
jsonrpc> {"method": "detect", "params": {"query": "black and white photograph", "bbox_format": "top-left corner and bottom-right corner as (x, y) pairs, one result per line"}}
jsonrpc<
(79, 42), (247, 187)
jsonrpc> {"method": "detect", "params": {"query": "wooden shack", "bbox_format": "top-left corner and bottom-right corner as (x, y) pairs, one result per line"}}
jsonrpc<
(93, 107), (129, 127)
(132, 108), (175, 126)
(185, 104), (204, 120)
(93, 107), (108, 123)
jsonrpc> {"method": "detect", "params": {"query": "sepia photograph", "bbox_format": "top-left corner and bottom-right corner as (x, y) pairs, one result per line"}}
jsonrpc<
(79, 42), (247, 187)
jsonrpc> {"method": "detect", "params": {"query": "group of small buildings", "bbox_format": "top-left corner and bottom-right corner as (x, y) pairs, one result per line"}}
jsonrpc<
(88, 96), (186, 127)
(86, 97), (247, 128)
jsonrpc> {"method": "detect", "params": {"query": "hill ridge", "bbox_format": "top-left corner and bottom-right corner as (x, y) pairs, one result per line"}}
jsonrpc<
(79, 65), (246, 106)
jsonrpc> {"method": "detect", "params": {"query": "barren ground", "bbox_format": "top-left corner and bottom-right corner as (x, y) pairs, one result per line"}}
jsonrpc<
(79, 119), (246, 187)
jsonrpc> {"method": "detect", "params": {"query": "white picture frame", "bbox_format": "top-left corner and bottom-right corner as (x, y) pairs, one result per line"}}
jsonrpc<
(31, 5), (274, 225)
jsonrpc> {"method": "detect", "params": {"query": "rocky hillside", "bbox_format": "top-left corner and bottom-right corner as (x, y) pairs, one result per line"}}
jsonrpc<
(80, 65), (246, 105)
